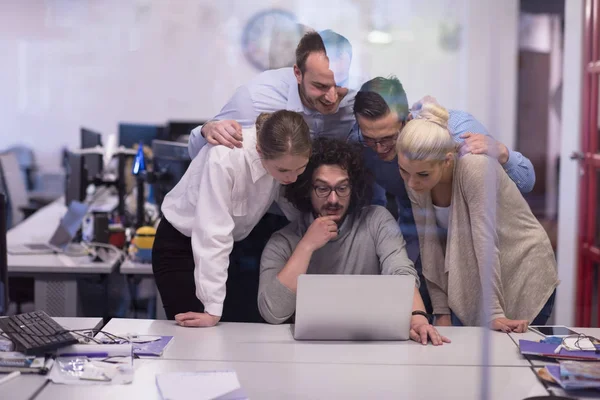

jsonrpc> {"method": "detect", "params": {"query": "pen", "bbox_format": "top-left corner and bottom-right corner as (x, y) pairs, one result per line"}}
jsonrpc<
(0, 371), (21, 386)
(58, 352), (109, 358)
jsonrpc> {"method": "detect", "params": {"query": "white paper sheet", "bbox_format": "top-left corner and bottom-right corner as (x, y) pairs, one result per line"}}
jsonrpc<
(156, 370), (247, 400)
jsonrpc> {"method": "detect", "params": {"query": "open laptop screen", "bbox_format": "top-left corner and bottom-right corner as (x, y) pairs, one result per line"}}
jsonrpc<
(48, 201), (88, 249)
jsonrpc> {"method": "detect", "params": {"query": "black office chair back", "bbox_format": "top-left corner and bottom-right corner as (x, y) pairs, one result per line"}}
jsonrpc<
(0, 192), (8, 315)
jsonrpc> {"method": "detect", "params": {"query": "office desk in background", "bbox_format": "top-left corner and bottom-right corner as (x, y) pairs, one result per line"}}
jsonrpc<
(1, 316), (104, 400)
(7, 198), (121, 317)
(119, 259), (166, 320)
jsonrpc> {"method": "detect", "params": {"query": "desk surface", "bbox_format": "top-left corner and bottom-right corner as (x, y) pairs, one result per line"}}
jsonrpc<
(7, 198), (120, 274)
(101, 319), (529, 367)
(35, 360), (548, 400)
(2, 317), (104, 400)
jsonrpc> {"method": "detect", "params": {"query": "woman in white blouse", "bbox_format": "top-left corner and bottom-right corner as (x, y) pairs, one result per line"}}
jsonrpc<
(152, 110), (311, 327)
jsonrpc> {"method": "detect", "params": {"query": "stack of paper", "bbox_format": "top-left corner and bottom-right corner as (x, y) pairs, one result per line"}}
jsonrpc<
(156, 371), (247, 400)
(544, 361), (600, 390)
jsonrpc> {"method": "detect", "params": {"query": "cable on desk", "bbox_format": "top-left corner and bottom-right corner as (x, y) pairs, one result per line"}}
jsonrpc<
(82, 241), (127, 262)
(27, 378), (49, 400)
(0, 328), (131, 345)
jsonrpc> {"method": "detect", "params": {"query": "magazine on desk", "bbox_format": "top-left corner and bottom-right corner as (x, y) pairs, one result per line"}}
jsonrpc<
(95, 334), (174, 357)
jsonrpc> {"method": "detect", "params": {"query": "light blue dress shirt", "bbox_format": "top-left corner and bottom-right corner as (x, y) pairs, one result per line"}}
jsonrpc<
(188, 67), (357, 158)
(446, 110), (535, 193)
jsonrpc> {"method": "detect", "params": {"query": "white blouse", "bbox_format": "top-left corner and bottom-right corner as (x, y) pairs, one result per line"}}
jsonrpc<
(161, 126), (298, 317)
(433, 204), (450, 231)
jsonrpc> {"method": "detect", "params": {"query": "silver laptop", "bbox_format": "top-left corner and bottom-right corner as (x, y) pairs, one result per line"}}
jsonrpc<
(8, 201), (88, 255)
(294, 274), (415, 341)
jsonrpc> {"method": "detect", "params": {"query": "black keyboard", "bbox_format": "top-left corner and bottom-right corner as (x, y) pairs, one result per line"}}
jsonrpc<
(0, 311), (79, 355)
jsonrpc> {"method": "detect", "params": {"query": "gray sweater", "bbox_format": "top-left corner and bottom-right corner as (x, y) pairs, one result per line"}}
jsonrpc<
(258, 205), (419, 324)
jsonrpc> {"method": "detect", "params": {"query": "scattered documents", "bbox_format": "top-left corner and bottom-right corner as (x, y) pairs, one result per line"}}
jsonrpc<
(49, 343), (134, 385)
(543, 361), (600, 390)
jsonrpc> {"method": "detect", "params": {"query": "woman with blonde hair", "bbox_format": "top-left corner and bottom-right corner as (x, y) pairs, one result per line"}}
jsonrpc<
(152, 110), (311, 327)
(396, 102), (559, 332)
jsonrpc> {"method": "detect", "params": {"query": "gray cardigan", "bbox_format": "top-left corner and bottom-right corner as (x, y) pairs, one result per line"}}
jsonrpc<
(258, 205), (419, 324)
(409, 154), (559, 326)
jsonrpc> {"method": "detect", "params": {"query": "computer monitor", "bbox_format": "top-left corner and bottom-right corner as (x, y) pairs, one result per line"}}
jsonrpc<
(0, 192), (8, 316)
(65, 151), (87, 206)
(151, 139), (191, 208)
(118, 123), (165, 149)
(165, 121), (205, 142)
(80, 127), (103, 181)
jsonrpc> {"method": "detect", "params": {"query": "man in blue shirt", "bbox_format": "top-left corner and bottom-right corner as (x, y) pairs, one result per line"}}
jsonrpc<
(348, 76), (536, 314)
(188, 29), (356, 157)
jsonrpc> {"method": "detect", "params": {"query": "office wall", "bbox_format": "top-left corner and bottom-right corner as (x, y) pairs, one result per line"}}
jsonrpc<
(0, 0), (518, 172)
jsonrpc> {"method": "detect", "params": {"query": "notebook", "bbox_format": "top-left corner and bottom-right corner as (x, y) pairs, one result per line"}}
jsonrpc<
(132, 336), (173, 357)
(156, 371), (247, 400)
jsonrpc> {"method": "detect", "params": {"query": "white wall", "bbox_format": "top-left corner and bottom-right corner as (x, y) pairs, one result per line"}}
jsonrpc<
(0, 0), (519, 172)
(555, 0), (584, 326)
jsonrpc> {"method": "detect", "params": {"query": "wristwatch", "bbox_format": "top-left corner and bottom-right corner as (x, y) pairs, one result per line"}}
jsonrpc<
(412, 310), (433, 324)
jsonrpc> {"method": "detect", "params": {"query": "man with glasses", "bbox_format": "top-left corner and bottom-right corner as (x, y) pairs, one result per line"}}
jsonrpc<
(257, 137), (450, 345)
(348, 76), (536, 316)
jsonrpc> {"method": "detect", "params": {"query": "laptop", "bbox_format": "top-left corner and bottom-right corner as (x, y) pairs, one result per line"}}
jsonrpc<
(8, 201), (89, 255)
(293, 274), (415, 341)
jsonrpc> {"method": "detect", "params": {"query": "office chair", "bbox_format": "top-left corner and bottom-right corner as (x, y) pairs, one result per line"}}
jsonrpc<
(0, 193), (8, 315)
(0, 152), (49, 225)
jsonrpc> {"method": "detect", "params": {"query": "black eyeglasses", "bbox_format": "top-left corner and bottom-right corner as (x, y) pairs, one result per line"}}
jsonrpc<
(313, 184), (351, 198)
(358, 128), (400, 150)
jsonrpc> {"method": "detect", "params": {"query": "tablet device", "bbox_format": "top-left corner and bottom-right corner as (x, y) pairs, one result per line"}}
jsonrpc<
(529, 325), (579, 337)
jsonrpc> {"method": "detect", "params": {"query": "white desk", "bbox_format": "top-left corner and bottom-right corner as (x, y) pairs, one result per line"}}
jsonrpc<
(1, 317), (103, 400)
(7, 198), (121, 316)
(35, 359), (548, 400)
(100, 319), (529, 367)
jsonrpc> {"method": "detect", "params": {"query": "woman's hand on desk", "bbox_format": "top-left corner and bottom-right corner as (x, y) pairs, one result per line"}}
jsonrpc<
(175, 312), (221, 328)
(410, 315), (451, 346)
(491, 317), (528, 333)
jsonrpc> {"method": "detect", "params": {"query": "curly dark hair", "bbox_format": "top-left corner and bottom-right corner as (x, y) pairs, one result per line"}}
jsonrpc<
(284, 137), (373, 213)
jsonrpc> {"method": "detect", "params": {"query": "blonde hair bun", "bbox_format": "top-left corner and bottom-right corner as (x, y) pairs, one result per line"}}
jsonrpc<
(418, 102), (449, 129)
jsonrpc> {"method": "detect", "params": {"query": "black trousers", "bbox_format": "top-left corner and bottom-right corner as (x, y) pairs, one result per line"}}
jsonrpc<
(152, 214), (289, 322)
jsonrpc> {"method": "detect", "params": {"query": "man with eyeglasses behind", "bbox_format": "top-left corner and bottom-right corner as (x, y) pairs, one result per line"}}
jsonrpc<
(258, 137), (450, 345)
(348, 76), (536, 317)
